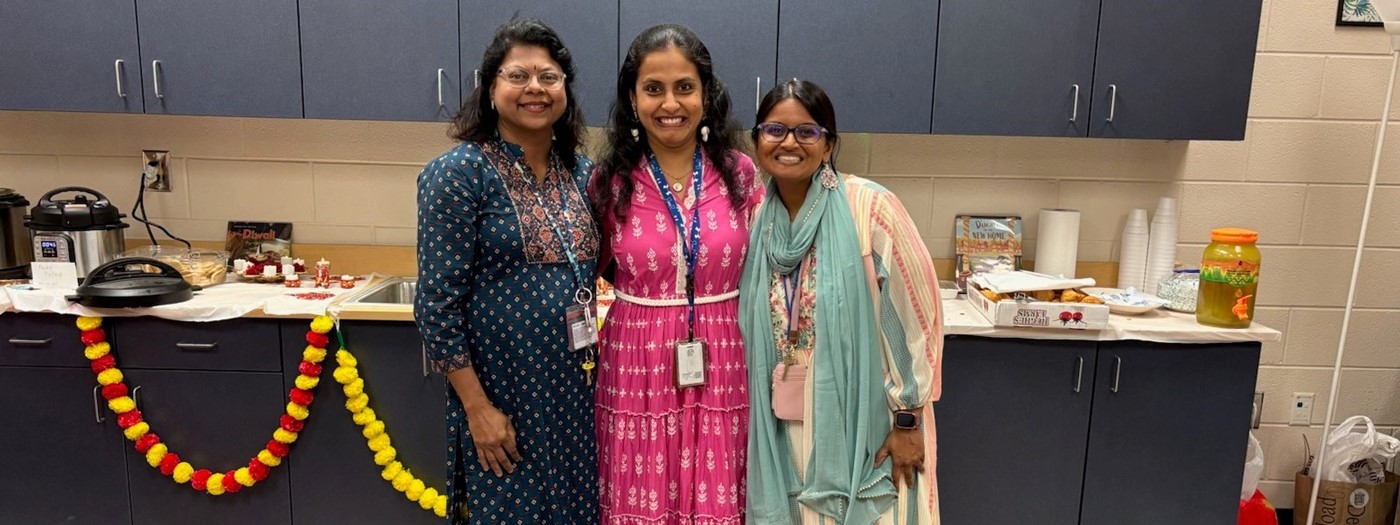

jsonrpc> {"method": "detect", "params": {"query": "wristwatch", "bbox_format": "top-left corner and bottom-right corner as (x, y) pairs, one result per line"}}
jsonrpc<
(893, 409), (921, 430)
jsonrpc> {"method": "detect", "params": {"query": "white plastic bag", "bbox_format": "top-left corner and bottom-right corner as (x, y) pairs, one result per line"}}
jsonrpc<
(1241, 431), (1265, 500)
(1318, 415), (1400, 483)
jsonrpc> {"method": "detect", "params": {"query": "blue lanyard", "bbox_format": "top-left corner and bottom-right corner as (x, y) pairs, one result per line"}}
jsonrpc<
(782, 261), (803, 341)
(645, 146), (703, 340)
(504, 142), (588, 302)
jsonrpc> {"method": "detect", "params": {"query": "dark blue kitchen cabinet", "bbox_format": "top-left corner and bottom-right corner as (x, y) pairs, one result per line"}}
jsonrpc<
(0, 1), (143, 113)
(1078, 341), (1259, 525)
(460, 1), (619, 127)
(778, 0), (938, 134)
(135, 0), (302, 118)
(300, 0), (460, 121)
(0, 312), (93, 367)
(620, 0), (778, 128)
(1088, 0), (1262, 140)
(932, 0), (1100, 137)
(283, 321), (447, 525)
(937, 336), (1096, 525)
(0, 367), (132, 525)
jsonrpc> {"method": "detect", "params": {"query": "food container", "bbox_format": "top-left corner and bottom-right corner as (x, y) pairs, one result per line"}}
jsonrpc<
(120, 245), (229, 288)
(1157, 269), (1200, 313)
(965, 282), (1109, 330)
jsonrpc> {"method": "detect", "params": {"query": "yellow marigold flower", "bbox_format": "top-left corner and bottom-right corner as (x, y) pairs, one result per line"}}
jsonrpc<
(145, 443), (169, 468)
(361, 420), (385, 439)
(352, 408), (377, 426)
(124, 422), (150, 441)
(303, 345), (327, 363)
(367, 434), (391, 452)
(391, 471), (413, 492)
(342, 378), (365, 398)
(76, 316), (103, 331)
(235, 467), (255, 487)
(206, 473), (226, 495)
(108, 396), (136, 414)
(433, 495), (448, 518)
(374, 446), (397, 466)
(335, 350), (358, 368)
(406, 479), (426, 501)
(310, 316), (334, 334)
(84, 342), (111, 360)
(345, 394), (369, 414)
(258, 450), (282, 467)
(273, 428), (298, 444)
(96, 368), (123, 386)
(419, 488), (440, 510)
(286, 402), (310, 421)
(294, 375), (319, 390)
(381, 461), (403, 481)
(333, 366), (358, 384)
(173, 462), (194, 483)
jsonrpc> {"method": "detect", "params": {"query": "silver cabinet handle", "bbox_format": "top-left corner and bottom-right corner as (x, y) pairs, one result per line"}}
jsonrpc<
(473, 69), (480, 89)
(755, 77), (762, 114)
(1106, 84), (1117, 123)
(115, 59), (127, 98)
(152, 60), (164, 99)
(437, 68), (446, 107)
(8, 337), (52, 347)
(132, 385), (141, 406)
(1069, 84), (1079, 122)
(1073, 355), (1084, 393)
(92, 385), (105, 424)
(421, 344), (429, 377)
(1111, 355), (1122, 393)
(176, 342), (218, 351)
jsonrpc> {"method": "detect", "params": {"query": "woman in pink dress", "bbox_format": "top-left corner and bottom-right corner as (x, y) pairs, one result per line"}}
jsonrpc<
(589, 24), (762, 525)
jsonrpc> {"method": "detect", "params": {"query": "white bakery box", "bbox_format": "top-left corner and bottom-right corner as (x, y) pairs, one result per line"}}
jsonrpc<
(964, 273), (1110, 330)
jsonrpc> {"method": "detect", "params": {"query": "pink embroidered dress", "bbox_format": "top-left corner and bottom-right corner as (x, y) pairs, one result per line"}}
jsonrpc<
(592, 150), (762, 525)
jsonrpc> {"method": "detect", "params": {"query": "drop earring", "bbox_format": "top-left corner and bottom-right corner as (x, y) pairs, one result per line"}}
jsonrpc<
(700, 125), (710, 143)
(631, 128), (640, 142)
(490, 100), (495, 111)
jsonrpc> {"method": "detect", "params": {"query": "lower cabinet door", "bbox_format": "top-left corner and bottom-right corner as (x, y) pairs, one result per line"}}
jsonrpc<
(283, 321), (447, 525)
(0, 367), (132, 525)
(122, 369), (292, 525)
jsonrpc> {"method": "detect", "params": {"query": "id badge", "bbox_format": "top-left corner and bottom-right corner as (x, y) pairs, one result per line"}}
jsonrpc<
(675, 339), (707, 388)
(565, 304), (598, 352)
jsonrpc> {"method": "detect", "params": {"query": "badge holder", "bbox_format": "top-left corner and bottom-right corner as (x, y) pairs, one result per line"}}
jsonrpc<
(675, 339), (707, 388)
(565, 288), (598, 385)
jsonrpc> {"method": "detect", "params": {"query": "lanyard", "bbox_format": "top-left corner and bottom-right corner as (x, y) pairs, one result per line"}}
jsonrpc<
(504, 141), (590, 305)
(645, 145), (704, 340)
(782, 261), (803, 343)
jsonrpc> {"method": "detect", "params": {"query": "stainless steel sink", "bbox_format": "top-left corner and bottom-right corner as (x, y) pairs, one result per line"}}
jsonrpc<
(346, 277), (417, 306)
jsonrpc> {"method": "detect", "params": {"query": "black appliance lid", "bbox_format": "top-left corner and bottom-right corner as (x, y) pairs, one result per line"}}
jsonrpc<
(25, 186), (128, 230)
(68, 257), (198, 308)
(0, 188), (28, 209)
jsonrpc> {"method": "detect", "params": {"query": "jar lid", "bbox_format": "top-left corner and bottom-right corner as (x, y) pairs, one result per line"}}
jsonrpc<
(1210, 227), (1258, 244)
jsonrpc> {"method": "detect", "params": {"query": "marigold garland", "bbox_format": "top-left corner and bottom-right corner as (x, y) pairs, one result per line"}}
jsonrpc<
(331, 345), (449, 518)
(76, 315), (333, 496)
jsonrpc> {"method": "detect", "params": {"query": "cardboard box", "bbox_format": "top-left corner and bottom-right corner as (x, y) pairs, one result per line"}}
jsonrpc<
(965, 283), (1109, 330)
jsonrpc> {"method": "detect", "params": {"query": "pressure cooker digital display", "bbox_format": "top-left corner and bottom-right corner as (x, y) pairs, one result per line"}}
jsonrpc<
(32, 234), (71, 263)
(40, 240), (59, 258)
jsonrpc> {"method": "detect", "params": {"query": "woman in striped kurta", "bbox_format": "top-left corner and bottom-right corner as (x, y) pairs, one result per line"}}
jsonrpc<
(742, 80), (943, 525)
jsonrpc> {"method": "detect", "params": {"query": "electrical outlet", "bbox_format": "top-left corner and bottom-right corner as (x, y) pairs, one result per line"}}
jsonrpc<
(1291, 393), (1315, 426)
(142, 150), (171, 192)
(1252, 392), (1264, 429)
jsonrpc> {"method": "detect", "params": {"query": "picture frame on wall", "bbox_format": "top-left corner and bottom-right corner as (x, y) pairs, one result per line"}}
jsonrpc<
(1337, 0), (1383, 26)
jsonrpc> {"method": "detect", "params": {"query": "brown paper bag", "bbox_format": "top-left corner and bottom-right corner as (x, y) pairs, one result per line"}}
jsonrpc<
(1294, 471), (1399, 525)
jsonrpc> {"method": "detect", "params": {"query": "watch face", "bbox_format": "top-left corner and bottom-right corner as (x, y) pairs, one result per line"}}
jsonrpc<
(895, 412), (917, 428)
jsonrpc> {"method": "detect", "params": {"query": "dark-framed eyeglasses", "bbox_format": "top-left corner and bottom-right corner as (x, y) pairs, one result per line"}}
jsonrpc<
(754, 122), (828, 145)
(497, 67), (566, 88)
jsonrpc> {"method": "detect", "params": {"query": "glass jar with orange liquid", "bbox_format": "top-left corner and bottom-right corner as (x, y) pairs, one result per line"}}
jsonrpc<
(1196, 228), (1260, 328)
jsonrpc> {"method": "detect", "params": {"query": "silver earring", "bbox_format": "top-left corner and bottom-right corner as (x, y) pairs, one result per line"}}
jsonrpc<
(490, 100), (495, 111)
(700, 126), (710, 143)
(631, 128), (640, 141)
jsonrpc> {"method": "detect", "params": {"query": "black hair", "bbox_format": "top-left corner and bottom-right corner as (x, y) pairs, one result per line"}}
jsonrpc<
(592, 24), (745, 220)
(450, 18), (585, 171)
(752, 79), (840, 166)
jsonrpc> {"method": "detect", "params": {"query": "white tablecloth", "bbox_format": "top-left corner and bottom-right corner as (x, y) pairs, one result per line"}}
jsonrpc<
(942, 296), (1281, 344)
(1, 276), (371, 321)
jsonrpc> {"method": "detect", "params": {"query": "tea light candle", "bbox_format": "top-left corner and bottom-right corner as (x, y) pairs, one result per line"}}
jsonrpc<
(262, 265), (277, 277)
(284, 274), (301, 288)
(282, 263), (296, 276)
(233, 259), (247, 273)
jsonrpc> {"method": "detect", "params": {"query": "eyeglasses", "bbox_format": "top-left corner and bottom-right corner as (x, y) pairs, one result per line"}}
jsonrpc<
(497, 67), (566, 89)
(755, 122), (828, 145)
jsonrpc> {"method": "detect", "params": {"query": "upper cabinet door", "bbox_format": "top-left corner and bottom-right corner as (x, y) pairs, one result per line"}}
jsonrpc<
(460, 1), (619, 127)
(0, 1), (143, 113)
(136, 0), (302, 118)
(620, 0), (778, 128)
(933, 0), (1100, 137)
(1089, 0), (1263, 140)
(778, 0), (937, 134)
(300, 0), (459, 121)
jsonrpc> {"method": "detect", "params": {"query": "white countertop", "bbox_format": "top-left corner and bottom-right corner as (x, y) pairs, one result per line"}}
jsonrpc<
(941, 296), (1282, 344)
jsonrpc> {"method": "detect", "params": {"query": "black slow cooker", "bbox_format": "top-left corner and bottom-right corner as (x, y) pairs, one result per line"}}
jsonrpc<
(0, 188), (31, 279)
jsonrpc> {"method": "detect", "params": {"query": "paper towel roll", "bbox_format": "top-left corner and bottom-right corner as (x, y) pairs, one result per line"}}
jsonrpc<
(1035, 208), (1081, 278)
(1118, 208), (1150, 291)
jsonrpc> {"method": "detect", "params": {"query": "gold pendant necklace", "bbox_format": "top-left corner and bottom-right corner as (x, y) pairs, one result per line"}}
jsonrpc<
(670, 181), (686, 193)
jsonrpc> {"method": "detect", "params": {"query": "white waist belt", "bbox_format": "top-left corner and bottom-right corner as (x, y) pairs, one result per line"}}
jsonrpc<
(613, 289), (739, 307)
